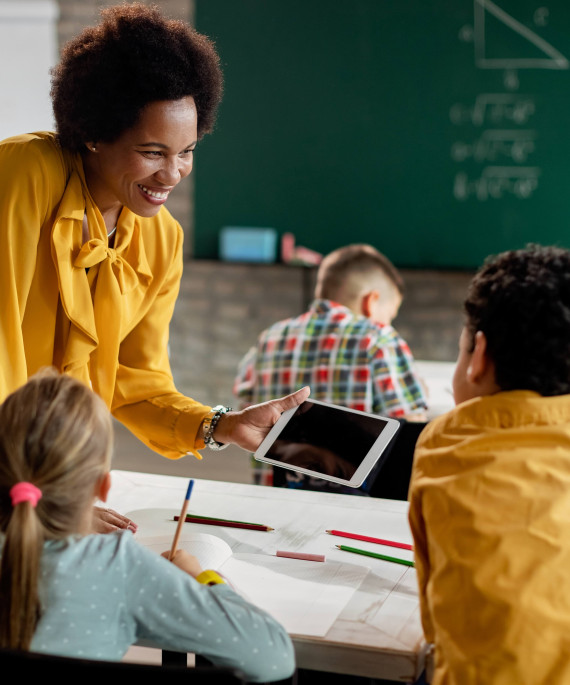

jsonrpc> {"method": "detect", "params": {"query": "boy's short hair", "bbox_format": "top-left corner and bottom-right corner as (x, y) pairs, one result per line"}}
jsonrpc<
(465, 244), (570, 396)
(315, 244), (404, 303)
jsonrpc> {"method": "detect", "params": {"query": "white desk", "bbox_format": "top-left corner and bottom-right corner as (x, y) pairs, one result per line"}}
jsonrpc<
(107, 470), (427, 682)
(415, 360), (455, 419)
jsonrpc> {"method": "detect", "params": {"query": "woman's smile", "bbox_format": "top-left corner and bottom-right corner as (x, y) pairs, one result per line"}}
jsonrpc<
(137, 184), (172, 204)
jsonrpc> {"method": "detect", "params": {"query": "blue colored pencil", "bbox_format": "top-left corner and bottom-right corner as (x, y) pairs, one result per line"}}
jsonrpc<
(169, 479), (194, 560)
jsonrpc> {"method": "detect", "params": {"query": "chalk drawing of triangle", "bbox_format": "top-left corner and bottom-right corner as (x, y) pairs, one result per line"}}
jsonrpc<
(474, 0), (569, 69)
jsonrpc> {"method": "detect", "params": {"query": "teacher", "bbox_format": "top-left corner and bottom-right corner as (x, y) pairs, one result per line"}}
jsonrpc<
(0, 3), (309, 530)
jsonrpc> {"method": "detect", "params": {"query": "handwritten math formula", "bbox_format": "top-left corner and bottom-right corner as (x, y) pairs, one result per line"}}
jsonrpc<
(450, 94), (540, 201)
(450, 1), (568, 202)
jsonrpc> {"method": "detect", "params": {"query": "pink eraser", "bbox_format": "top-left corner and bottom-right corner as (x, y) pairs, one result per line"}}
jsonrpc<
(276, 550), (325, 562)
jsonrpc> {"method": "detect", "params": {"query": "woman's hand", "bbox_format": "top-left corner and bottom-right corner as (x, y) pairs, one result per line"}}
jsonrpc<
(162, 549), (204, 578)
(213, 386), (310, 452)
(92, 506), (138, 534)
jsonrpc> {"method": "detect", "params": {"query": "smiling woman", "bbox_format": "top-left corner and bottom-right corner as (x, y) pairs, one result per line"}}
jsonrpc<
(0, 3), (309, 534)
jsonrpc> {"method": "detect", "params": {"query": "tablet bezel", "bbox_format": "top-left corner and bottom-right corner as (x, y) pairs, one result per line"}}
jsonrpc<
(254, 398), (401, 488)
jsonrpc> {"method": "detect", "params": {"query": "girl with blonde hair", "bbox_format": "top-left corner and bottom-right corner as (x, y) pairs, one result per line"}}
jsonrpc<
(0, 369), (294, 682)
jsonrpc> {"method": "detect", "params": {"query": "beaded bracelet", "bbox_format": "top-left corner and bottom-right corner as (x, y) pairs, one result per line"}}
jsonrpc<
(203, 405), (232, 451)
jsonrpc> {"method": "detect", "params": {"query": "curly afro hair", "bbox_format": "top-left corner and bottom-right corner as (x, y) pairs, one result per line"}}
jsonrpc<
(51, 3), (223, 152)
(464, 244), (570, 396)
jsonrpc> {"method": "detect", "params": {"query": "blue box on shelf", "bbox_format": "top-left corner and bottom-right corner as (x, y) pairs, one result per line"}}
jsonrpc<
(219, 226), (278, 263)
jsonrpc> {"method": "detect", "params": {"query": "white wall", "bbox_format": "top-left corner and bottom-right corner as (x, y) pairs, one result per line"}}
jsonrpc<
(0, 0), (58, 140)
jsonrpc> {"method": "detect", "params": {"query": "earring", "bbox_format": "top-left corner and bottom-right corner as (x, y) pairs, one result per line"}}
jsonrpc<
(91, 145), (97, 152)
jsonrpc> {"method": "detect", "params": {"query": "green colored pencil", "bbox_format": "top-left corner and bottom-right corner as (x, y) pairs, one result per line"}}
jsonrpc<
(335, 544), (415, 567)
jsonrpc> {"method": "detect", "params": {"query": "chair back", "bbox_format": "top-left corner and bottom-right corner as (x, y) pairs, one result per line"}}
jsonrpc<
(0, 647), (247, 683)
(367, 420), (428, 500)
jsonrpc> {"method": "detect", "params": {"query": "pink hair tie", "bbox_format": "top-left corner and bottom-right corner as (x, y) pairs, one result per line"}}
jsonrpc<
(10, 482), (43, 508)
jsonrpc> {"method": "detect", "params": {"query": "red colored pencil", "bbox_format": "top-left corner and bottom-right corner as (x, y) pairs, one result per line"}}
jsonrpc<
(174, 515), (273, 532)
(326, 529), (413, 551)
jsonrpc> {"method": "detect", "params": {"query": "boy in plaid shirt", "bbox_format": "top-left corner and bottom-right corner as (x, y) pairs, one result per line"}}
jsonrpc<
(234, 244), (427, 491)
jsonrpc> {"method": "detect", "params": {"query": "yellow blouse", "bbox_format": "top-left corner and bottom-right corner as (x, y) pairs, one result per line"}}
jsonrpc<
(409, 391), (570, 685)
(0, 131), (210, 459)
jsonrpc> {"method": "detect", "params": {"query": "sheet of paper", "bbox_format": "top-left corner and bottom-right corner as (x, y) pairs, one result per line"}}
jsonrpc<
(133, 516), (369, 638)
(223, 553), (369, 637)
(138, 532), (233, 571)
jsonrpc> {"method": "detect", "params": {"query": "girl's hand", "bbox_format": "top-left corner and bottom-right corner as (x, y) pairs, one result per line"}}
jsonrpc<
(162, 549), (204, 578)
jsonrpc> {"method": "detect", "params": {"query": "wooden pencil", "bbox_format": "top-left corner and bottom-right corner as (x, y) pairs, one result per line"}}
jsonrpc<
(169, 479), (194, 560)
(174, 515), (273, 532)
(184, 513), (263, 526)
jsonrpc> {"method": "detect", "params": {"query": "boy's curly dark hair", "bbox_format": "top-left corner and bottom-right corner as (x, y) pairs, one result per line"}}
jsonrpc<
(465, 244), (570, 396)
(51, 3), (223, 152)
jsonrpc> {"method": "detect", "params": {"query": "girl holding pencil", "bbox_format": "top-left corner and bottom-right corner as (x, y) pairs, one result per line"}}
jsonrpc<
(0, 369), (294, 682)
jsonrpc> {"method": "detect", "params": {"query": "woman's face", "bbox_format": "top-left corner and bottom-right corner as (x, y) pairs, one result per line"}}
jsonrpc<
(83, 96), (198, 223)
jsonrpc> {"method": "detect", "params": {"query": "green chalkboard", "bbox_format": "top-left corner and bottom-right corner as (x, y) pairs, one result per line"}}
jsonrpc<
(194, 1), (570, 268)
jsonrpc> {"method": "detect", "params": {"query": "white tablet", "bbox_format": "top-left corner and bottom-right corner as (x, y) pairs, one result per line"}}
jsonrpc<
(254, 399), (401, 488)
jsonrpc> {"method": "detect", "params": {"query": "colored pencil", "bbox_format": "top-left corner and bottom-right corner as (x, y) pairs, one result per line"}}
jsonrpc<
(335, 544), (415, 567)
(169, 479), (194, 560)
(185, 514), (263, 526)
(276, 550), (325, 562)
(174, 515), (273, 532)
(326, 529), (413, 551)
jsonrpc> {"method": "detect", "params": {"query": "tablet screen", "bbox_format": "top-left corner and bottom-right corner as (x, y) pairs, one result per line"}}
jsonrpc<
(259, 401), (391, 482)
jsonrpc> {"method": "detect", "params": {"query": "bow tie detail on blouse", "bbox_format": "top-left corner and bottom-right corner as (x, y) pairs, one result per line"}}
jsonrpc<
(74, 238), (142, 294)
(66, 231), (152, 407)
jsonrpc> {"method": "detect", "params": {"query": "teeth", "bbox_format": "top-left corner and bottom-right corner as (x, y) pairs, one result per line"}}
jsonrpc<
(139, 184), (169, 199)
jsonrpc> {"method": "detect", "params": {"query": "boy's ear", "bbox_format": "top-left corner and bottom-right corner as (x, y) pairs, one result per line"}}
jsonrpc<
(94, 472), (112, 503)
(467, 331), (490, 384)
(360, 290), (379, 318)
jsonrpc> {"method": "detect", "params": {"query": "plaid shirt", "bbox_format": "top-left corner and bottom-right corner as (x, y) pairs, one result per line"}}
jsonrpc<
(234, 299), (427, 418)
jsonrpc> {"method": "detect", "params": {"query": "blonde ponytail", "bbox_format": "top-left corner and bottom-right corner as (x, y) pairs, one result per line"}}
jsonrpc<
(0, 369), (112, 650)
(0, 502), (43, 649)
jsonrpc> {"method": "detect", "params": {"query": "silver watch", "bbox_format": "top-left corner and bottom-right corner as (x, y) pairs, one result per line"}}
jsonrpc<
(203, 405), (232, 450)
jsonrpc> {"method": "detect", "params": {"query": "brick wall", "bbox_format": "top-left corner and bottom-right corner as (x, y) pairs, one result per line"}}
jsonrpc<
(57, 0), (194, 54)
(169, 260), (474, 408)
